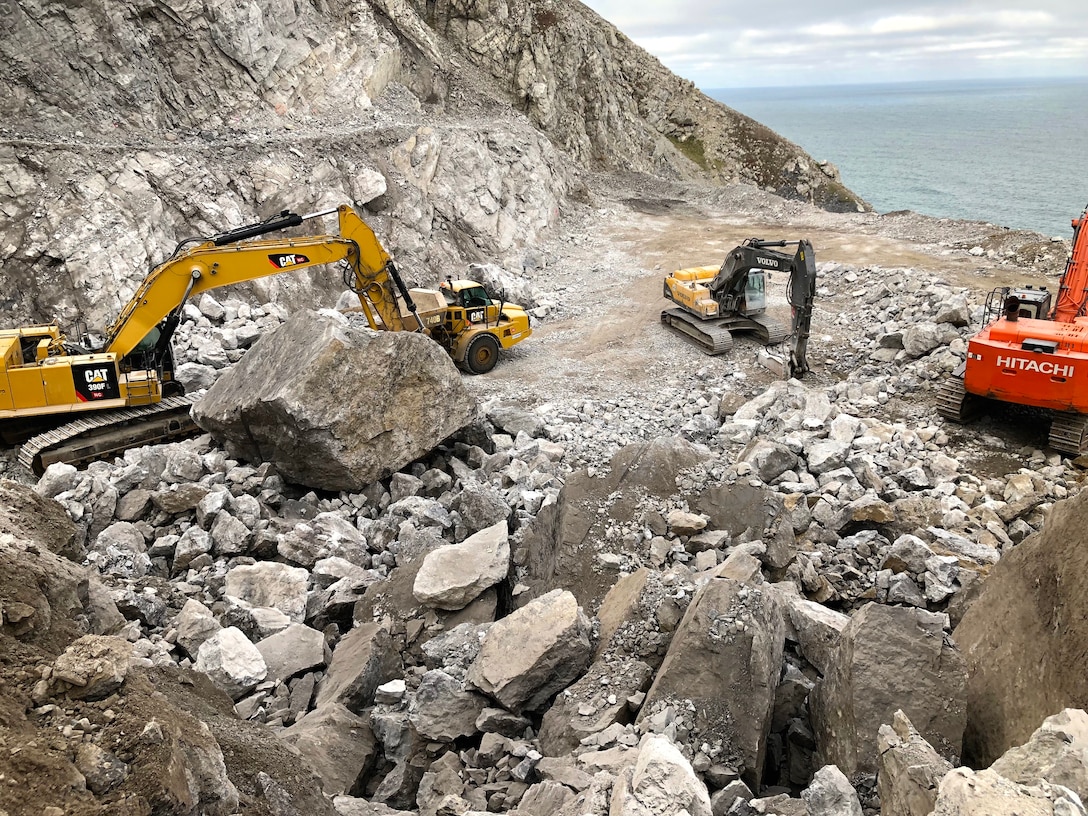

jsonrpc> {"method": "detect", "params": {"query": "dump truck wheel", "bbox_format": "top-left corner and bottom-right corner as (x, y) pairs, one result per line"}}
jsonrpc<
(465, 333), (500, 374)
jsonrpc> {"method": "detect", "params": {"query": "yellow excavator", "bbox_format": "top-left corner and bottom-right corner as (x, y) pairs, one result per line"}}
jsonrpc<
(0, 205), (532, 472)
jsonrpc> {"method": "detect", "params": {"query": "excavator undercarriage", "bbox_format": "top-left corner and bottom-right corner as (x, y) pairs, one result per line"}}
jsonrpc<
(659, 308), (787, 355)
(17, 395), (199, 475)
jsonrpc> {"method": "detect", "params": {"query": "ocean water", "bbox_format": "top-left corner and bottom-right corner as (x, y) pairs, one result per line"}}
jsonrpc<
(710, 78), (1088, 237)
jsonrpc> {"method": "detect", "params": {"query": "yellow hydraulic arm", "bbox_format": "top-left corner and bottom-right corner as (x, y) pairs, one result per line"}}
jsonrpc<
(105, 205), (424, 358)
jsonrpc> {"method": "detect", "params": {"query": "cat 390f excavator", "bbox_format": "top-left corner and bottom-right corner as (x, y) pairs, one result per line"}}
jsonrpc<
(0, 205), (531, 473)
(661, 237), (817, 379)
(938, 205), (1088, 454)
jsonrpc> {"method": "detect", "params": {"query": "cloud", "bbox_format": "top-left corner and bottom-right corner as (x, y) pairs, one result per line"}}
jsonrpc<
(579, 0), (1085, 86)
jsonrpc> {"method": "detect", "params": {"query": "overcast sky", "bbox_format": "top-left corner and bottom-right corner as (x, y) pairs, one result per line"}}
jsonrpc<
(579, 0), (1087, 88)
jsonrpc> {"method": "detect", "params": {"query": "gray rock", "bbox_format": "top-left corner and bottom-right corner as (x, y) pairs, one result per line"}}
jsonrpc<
(467, 589), (592, 713)
(811, 603), (966, 775)
(276, 512), (371, 569)
(610, 734), (712, 816)
(802, 764), (862, 816)
(413, 520), (510, 610)
(224, 562), (309, 622)
(281, 703), (378, 797)
(409, 669), (488, 743)
(740, 439), (799, 483)
(74, 742), (129, 795)
(454, 480), (512, 537)
(194, 627), (267, 700)
(640, 576), (784, 790)
(777, 588), (849, 677)
(877, 710), (953, 816)
(315, 623), (400, 714)
(176, 599), (222, 660)
(192, 311), (478, 492)
(256, 623), (328, 683)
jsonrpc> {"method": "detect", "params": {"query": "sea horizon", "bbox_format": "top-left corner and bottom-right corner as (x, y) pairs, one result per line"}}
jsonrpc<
(708, 76), (1088, 236)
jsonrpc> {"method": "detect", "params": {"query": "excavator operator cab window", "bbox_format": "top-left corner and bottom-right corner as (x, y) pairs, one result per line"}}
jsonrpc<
(744, 270), (767, 311)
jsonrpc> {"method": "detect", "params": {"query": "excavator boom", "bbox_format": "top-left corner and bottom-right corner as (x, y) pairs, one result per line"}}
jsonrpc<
(105, 206), (420, 358)
(1050, 208), (1088, 323)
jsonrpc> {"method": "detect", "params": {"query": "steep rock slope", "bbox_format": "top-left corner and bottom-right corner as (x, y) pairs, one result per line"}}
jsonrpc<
(426, 0), (863, 211)
(0, 0), (863, 332)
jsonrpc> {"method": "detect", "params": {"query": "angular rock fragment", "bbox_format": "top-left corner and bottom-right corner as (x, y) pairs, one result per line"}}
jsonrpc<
(413, 520), (510, 610)
(315, 623), (400, 713)
(224, 562), (309, 623)
(639, 575), (784, 790)
(878, 710), (953, 816)
(256, 623), (328, 683)
(811, 603), (966, 775)
(194, 626), (267, 700)
(610, 734), (712, 816)
(51, 634), (133, 700)
(409, 669), (489, 742)
(467, 589), (592, 713)
(281, 704), (378, 796)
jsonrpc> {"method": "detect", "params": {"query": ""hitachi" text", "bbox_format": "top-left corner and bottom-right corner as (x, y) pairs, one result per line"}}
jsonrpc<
(996, 356), (1075, 377)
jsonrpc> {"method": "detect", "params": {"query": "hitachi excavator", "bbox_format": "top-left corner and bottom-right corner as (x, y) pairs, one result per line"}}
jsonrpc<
(938, 205), (1088, 454)
(661, 237), (817, 379)
(0, 204), (531, 472)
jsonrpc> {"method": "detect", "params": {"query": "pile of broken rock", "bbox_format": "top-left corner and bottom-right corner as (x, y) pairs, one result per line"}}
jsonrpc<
(3, 310), (1088, 816)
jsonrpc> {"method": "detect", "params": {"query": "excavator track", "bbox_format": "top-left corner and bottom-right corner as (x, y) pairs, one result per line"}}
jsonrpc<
(935, 377), (985, 423)
(745, 314), (788, 345)
(1048, 412), (1088, 456)
(661, 308), (734, 355)
(17, 394), (200, 475)
(660, 309), (789, 356)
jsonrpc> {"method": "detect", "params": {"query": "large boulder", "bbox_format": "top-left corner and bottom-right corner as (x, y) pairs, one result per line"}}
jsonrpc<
(413, 520), (510, 611)
(812, 603), (967, 775)
(280, 704), (378, 797)
(192, 310), (478, 492)
(315, 623), (401, 714)
(955, 489), (1088, 767)
(638, 574), (785, 790)
(518, 437), (713, 610)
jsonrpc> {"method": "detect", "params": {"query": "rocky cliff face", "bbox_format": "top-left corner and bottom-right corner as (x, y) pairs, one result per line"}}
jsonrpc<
(424, 0), (861, 210)
(0, 0), (864, 331)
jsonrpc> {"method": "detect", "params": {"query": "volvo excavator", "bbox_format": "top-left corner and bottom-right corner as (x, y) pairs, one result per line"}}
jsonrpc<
(661, 237), (817, 379)
(937, 205), (1088, 454)
(0, 204), (531, 473)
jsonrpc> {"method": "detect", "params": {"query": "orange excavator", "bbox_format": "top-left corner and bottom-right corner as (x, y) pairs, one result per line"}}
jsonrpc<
(938, 205), (1088, 454)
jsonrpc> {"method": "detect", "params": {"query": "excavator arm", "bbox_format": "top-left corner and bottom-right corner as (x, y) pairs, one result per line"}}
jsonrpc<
(1050, 206), (1088, 323)
(104, 205), (423, 359)
(708, 239), (794, 307)
(786, 240), (817, 379)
